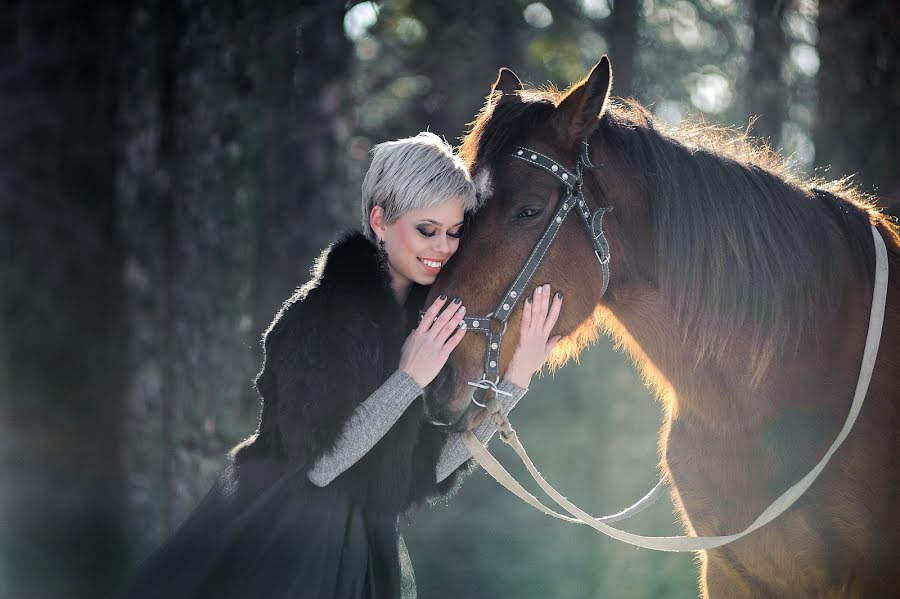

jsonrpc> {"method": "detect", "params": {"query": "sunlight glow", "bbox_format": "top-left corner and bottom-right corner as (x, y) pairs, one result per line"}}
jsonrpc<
(707, 0), (736, 11)
(654, 99), (685, 126)
(579, 31), (609, 60)
(781, 122), (815, 170)
(785, 12), (817, 44)
(344, 2), (378, 41)
(524, 3), (554, 28)
(580, 0), (612, 20)
(790, 43), (820, 77)
(687, 69), (733, 114)
(395, 16), (426, 45)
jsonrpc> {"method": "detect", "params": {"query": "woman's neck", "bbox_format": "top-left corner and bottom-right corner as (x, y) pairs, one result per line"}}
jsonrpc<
(388, 265), (411, 304)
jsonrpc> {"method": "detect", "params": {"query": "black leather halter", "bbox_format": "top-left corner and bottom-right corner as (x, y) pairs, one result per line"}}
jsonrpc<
(430, 140), (612, 405)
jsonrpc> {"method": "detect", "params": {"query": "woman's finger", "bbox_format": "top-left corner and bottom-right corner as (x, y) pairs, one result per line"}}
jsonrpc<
(544, 292), (563, 335)
(419, 295), (448, 332)
(530, 285), (543, 333)
(540, 284), (551, 324)
(427, 299), (462, 338)
(441, 324), (467, 357)
(522, 294), (533, 335)
(436, 303), (466, 343)
(531, 284), (548, 330)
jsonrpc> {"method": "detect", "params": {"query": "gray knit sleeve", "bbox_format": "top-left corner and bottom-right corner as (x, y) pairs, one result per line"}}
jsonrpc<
(435, 379), (528, 483)
(307, 369), (422, 487)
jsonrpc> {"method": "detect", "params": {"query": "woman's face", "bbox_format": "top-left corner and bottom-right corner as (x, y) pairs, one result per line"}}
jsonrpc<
(377, 199), (466, 291)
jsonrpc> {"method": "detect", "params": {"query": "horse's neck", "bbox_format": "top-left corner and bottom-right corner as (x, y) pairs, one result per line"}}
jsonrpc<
(605, 280), (867, 436)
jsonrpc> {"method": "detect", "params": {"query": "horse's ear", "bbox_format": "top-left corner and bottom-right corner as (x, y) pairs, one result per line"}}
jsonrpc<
(491, 67), (523, 99)
(556, 56), (612, 142)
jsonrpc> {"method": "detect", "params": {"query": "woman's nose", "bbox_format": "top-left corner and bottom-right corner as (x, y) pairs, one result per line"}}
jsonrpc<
(434, 235), (451, 254)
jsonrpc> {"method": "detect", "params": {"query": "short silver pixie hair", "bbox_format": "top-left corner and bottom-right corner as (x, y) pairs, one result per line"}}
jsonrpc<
(361, 131), (478, 242)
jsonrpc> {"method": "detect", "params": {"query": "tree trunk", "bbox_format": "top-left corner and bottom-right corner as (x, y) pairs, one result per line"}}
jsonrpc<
(609, 0), (640, 98)
(253, 2), (354, 330)
(115, 0), (353, 567)
(0, 1), (128, 597)
(816, 0), (900, 213)
(749, 0), (788, 146)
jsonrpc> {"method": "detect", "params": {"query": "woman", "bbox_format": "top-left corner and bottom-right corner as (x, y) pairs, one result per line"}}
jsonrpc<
(114, 132), (562, 599)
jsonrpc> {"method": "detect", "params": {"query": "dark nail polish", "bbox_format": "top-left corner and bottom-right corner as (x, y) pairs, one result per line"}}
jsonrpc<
(556, 291), (563, 299)
(452, 297), (461, 304)
(526, 297), (532, 304)
(439, 294), (447, 300)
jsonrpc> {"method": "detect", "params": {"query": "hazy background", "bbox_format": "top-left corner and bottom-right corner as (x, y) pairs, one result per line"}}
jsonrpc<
(2, 0), (898, 597)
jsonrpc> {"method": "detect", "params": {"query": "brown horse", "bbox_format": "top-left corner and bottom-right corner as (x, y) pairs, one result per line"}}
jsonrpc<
(423, 57), (900, 597)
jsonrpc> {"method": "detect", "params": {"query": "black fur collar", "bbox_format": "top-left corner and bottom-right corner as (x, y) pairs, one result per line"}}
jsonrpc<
(313, 230), (428, 321)
(314, 231), (391, 294)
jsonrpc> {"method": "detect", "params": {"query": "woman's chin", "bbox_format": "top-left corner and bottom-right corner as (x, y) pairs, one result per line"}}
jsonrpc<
(410, 271), (438, 286)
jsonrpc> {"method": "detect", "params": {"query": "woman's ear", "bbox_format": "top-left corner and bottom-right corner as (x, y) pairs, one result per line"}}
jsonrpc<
(369, 205), (387, 241)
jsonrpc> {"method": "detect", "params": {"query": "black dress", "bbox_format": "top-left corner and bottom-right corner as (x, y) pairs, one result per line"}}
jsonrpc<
(113, 233), (462, 599)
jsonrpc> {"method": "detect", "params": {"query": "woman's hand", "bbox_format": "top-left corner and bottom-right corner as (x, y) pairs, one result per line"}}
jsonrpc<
(505, 284), (563, 388)
(399, 296), (467, 388)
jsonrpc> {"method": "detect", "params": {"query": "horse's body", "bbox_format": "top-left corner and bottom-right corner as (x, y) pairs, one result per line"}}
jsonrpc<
(424, 58), (900, 597)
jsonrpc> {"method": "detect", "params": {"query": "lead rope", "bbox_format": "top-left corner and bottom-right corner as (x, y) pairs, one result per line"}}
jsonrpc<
(462, 400), (666, 524)
(464, 225), (889, 552)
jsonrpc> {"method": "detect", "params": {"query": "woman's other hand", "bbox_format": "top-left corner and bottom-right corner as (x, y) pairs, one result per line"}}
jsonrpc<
(399, 296), (467, 388)
(505, 284), (562, 388)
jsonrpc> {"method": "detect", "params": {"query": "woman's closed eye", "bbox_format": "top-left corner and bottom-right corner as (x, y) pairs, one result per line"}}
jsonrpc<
(416, 225), (437, 238)
(417, 225), (462, 239)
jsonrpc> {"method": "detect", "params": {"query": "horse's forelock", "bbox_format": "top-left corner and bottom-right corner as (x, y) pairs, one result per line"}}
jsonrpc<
(460, 89), (559, 173)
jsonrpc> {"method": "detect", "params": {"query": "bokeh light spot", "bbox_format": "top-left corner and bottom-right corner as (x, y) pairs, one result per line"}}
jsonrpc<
(580, 0), (612, 20)
(344, 2), (378, 41)
(524, 3), (554, 29)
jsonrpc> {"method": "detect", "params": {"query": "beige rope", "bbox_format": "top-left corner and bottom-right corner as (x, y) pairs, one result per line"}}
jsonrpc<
(465, 225), (890, 552)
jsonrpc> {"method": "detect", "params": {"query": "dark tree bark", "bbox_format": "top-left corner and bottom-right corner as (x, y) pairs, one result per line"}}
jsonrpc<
(0, 1), (128, 597)
(609, 0), (640, 98)
(816, 0), (900, 213)
(114, 0), (348, 559)
(112, 1), (354, 567)
(253, 2), (354, 330)
(749, 0), (788, 146)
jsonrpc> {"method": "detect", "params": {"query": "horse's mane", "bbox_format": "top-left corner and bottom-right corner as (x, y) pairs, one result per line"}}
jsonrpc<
(461, 87), (894, 384)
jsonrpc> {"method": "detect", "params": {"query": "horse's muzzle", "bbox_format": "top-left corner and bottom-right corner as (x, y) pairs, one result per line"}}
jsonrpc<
(423, 364), (471, 429)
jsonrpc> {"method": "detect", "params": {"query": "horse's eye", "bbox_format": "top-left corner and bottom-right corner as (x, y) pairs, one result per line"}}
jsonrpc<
(516, 207), (542, 219)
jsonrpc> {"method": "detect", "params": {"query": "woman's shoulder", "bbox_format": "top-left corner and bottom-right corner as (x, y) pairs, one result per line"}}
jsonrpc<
(263, 231), (395, 348)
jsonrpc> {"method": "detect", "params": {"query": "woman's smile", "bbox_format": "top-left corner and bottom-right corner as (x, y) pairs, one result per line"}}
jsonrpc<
(418, 257), (444, 274)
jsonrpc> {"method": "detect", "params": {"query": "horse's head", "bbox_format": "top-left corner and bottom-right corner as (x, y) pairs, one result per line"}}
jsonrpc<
(422, 57), (655, 430)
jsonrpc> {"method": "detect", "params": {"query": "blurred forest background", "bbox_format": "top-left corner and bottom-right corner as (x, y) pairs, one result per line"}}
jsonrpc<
(2, 0), (898, 597)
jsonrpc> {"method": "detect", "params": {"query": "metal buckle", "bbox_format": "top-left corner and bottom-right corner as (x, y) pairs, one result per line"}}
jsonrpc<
(595, 249), (610, 265)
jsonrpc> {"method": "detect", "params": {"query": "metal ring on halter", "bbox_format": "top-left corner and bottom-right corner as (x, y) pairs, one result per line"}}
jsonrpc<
(492, 318), (508, 335)
(467, 375), (513, 407)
